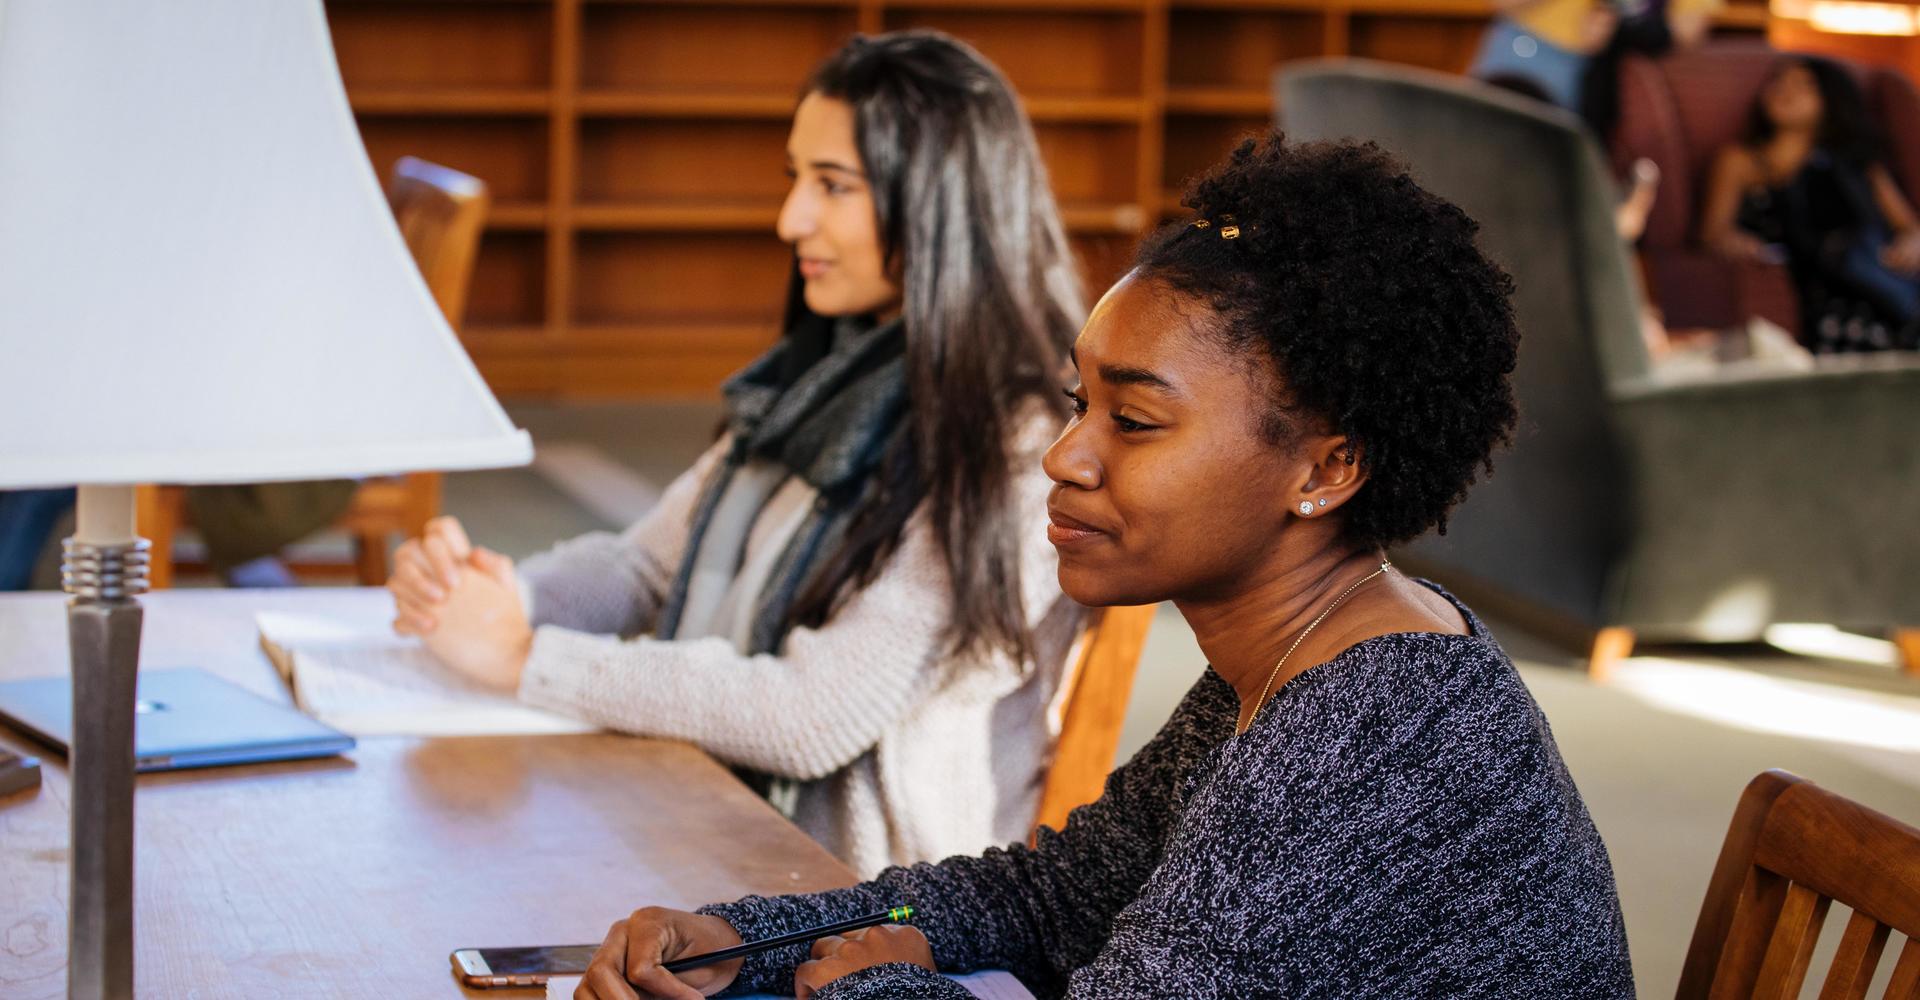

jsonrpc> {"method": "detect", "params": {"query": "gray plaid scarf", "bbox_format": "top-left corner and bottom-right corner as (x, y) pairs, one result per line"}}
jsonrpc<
(654, 316), (909, 655)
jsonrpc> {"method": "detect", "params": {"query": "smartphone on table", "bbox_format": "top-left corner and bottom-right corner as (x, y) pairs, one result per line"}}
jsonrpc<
(451, 944), (595, 989)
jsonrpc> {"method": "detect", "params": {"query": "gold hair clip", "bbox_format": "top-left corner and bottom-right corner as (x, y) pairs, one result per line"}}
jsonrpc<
(1191, 214), (1240, 239)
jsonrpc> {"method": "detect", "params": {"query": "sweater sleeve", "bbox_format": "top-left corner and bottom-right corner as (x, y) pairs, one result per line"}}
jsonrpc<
(695, 678), (1230, 1000)
(806, 964), (972, 1000)
(515, 421), (1065, 782)
(1056, 642), (1633, 999)
(513, 439), (724, 638)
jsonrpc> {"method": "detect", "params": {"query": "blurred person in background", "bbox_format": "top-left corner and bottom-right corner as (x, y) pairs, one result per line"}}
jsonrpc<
(1472, 0), (1718, 130)
(183, 480), (359, 587)
(1701, 55), (1920, 352)
(0, 488), (74, 591)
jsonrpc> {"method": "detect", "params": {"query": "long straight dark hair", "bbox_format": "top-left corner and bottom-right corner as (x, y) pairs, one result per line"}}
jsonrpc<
(784, 31), (1084, 662)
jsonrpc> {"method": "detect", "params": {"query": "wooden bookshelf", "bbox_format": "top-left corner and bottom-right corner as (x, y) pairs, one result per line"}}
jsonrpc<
(328, 0), (1766, 397)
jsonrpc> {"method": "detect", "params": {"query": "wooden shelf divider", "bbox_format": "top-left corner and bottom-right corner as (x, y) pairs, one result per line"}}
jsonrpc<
(347, 88), (554, 115)
(575, 91), (799, 118)
(587, 0), (861, 8)
(1344, 0), (1492, 18)
(895, 0), (1151, 10)
(488, 201), (553, 229)
(1022, 95), (1150, 121)
(1164, 86), (1274, 115)
(575, 202), (777, 230)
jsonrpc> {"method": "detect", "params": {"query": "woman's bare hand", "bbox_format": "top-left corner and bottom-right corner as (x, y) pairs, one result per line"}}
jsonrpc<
(388, 516), (474, 635)
(576, 907), (745, 1000)
(793, 925), (935, 1000)
(419, 545), (531, 692)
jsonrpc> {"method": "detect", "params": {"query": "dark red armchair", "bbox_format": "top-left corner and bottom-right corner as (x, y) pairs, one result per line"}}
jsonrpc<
(1612, 42), (1920, 335)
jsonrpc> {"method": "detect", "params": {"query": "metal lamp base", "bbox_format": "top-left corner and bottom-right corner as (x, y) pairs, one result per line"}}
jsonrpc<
(61, 533), (148, 1000)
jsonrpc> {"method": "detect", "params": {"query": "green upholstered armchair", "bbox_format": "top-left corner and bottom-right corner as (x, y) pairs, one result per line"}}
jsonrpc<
(1275, 59), (1920, 677)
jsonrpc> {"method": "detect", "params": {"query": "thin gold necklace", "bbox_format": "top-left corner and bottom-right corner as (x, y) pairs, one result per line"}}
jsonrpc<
(1235, 559), (1392, 735)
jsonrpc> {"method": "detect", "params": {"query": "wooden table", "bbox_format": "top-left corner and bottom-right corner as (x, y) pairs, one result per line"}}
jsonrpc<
(0, 589), (857, 998)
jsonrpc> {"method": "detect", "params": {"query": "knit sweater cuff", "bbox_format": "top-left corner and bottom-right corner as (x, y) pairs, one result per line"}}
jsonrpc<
(516, 624), (613, 716)
(515, 572), (536, 623)
(814, 964), (968, 1000)
(696, 897), (813, 996)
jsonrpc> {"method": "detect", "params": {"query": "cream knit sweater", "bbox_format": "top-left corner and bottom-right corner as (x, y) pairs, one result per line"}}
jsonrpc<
(514, 416), (1075, 876)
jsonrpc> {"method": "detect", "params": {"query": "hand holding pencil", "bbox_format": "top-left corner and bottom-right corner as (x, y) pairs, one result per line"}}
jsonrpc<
(576, 906), (745, 1000)
(575, 904), (922, 1000)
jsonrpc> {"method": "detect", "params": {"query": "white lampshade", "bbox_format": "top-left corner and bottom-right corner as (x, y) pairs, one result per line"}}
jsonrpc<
(0, 0), (532, 490)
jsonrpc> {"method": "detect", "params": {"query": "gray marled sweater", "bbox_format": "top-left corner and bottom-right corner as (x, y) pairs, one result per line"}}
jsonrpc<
(702, 585), (1634, 998)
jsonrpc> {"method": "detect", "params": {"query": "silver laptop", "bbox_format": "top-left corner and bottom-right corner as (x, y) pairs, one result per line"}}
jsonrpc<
(0, 668), (354, 772)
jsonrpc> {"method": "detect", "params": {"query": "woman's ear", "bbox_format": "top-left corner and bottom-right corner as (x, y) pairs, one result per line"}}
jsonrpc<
(1290, 435), (1367, 518)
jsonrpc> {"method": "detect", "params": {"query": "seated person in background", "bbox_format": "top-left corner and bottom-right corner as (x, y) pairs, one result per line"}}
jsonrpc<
(573, 135), (1634, 1000)
(0, 488), (76, 590)
(1701, 55), (1920, 352)
(1471, 0), (1621, 111)
(184, 480), (358, 587)
(1472, 0), (1718, 136)
(385, 32), (1087, 877)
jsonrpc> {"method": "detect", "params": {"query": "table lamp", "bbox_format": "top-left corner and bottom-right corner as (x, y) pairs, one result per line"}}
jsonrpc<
(0, 4), (534, 998)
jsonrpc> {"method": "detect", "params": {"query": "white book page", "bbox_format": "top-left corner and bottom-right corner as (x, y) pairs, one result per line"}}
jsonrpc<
(545, 970), (1031, 999)
(949, 970), (1035, 999)
(256, 611), (595, 738)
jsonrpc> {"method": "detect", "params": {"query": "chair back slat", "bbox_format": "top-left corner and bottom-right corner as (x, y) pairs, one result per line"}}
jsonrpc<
(1684, 772), (1802, 998)
(386, 156), (489, 329)
(1711, 867), (1794, 1000)
(1749, 883), (1830, 1000)
(1031, 604), (1155, 836)
(1815, 910), (1890, 1000)
(1682, 772), (1920, 1000)
(1886, 937), (1920, 1000)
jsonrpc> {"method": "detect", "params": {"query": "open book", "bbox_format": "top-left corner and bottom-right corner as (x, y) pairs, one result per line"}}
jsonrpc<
(256, 610), (594, 738)
(545, 970), (1033, 1000)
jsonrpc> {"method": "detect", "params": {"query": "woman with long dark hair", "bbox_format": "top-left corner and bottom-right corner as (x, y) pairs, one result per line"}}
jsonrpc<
(1701, 55), (1920, 351)
(384, 31), (1086, 876)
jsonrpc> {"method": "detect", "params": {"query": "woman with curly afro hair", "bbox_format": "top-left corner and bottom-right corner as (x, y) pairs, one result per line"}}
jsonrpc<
(575, 134), (1634, 1000)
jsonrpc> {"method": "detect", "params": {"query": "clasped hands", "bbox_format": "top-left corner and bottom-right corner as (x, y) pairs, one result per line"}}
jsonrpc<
(387, 515), (533, 692)
(576, 906), (935, 1000)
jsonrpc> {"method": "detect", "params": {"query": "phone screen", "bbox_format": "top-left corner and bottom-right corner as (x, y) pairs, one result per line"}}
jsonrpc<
(474, 945), (596, 976)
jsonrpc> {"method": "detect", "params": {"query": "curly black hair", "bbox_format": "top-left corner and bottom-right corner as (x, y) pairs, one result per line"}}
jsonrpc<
(1135, 133), (1519, 549)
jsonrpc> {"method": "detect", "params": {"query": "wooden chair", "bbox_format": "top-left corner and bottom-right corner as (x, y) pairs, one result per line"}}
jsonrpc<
(138, 157), (489, 588)
(1679, 770), (1920, 1000)
(1032, 604), (1157, 836)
